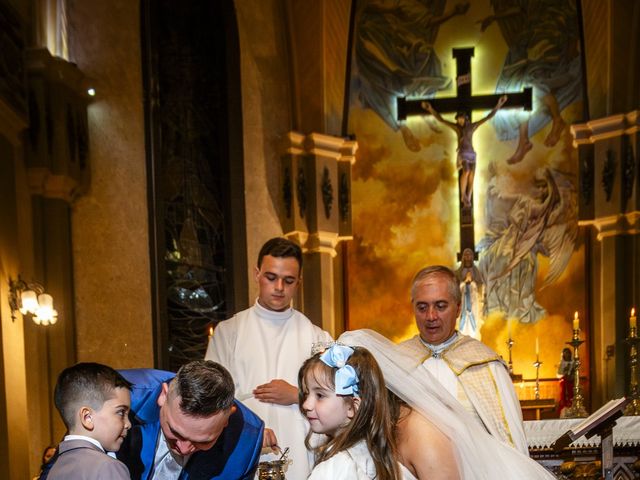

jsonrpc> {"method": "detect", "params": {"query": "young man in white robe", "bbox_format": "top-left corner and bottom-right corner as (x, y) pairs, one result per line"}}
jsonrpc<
(400, 265), (529, 455)
(205, 237), (332, 479)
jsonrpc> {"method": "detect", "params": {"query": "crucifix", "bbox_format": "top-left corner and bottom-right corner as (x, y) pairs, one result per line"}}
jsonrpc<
(397, 47), (532, 258)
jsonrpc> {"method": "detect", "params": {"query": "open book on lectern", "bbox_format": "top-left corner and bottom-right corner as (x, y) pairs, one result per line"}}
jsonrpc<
(552, 397), (630, 452)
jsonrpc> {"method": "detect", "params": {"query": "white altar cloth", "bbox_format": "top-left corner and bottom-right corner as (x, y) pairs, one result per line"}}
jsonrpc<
(525, 416), (640, 449)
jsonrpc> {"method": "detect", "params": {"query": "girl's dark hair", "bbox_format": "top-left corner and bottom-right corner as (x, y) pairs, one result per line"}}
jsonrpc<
(298, 347), (400, 480)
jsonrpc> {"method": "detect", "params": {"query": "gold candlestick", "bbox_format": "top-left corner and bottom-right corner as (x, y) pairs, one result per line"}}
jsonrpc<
(624, 312), (640, 415)
(506, 337), (514, 375)
(562, 327), (589, 418)
(533, 354), (542, 400)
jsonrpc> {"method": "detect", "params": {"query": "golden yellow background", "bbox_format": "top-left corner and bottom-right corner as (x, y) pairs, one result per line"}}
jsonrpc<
(346, 0), (587, 379)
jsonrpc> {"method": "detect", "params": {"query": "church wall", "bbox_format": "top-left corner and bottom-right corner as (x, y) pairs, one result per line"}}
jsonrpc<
(0, 132), (41, 480)
(234, 0), (294, 302)
(66, 0), (153, 367)
(582, 0), (640, 119)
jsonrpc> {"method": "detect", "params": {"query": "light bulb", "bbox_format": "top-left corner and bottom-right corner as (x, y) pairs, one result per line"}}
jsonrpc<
(20, 290), (39, 314)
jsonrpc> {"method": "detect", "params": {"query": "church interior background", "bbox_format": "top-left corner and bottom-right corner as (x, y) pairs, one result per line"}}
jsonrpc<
(0, 0), (638, 478)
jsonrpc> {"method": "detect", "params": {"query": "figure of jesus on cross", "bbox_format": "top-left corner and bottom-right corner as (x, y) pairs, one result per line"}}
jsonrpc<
(397, 47), (531, 255)
(422, 95), (507, 208)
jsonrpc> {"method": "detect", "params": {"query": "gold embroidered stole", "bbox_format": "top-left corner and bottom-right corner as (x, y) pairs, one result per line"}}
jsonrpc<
(402, 335), (515, 448)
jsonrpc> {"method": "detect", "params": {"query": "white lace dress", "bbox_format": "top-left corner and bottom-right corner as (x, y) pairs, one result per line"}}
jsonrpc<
(307, 440), (417, 479)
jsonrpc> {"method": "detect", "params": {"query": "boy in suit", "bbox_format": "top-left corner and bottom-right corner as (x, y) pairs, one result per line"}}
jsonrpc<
(42, 362), (133, 479)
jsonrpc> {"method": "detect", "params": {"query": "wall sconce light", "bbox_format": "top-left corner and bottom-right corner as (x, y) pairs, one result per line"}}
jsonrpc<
(8, 276), (58, 325)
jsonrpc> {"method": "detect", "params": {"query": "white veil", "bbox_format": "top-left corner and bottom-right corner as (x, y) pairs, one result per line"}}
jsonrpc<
(338, 329), (554, 480)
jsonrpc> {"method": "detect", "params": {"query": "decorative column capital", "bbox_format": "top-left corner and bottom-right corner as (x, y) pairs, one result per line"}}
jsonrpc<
(24, 48), (91, 204)
(281, 131), (358, 254)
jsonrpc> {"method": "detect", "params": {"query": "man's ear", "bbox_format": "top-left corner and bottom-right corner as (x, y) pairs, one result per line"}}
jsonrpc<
(347, 397), (361, 420)
(254, 265), (261, 282)
(80, 406), (94, 431)
(157, 382), (169, 408)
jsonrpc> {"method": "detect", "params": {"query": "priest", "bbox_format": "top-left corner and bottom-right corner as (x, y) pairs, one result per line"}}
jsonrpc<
(205, 237), (332, 479)
(400, 265), (528, 455)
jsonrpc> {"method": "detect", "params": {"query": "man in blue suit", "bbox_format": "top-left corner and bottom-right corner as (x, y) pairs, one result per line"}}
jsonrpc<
(117, 360), (263, 479)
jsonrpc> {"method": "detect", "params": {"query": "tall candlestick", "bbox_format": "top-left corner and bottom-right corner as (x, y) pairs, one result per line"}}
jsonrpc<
(573, 311), (579, 331)
(625, 314), (640, 416)
(561, 329), (588, 418)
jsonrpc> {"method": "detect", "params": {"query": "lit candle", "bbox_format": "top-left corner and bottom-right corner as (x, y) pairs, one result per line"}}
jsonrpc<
(535, 337), (539, 355)
(573, 311), (579, 331)
(631, 308), (637, 330)
(208, 326), (213, 339)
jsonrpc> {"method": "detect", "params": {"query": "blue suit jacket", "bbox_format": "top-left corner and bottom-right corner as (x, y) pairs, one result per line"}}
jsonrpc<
(117, 369), (263, 480)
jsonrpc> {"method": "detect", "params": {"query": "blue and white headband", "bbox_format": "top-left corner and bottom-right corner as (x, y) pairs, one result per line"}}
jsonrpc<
(319, 344), (360, 397)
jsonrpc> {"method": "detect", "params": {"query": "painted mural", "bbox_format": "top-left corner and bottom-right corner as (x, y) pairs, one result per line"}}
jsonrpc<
(346, 0), (586, 380)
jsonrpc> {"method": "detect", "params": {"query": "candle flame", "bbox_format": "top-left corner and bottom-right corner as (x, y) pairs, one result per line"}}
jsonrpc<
(209, 326), (213, 336)
(574, 311), (578, 319)
(632, 308), (636, 317)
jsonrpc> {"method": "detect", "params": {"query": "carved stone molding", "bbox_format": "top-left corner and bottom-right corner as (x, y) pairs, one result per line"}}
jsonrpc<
(305, 231), (340, 257)
(282, 165), (292, 218)
(571, 109), (639, 227)
(297, 165), (307, 219)
(621, 137), (635, 209)
(580, 148), (594, 206)
(24, 48), (91, 203)
(321, 166), (333, 219)
(571, 111), (638, 147)
(281, 131), (358, 254)
(579, 211), (640, 241)
(602, 149), (616, 202)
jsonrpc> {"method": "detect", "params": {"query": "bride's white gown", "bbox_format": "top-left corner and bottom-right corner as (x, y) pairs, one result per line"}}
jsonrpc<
(338, 330), (554, 480)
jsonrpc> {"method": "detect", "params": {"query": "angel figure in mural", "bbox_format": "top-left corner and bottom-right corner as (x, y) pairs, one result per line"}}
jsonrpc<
(455, 248), (485, 340)
(421, 95), (507, 208)
(353, 0), (470, 152)
(477, 167), (577, 324)
(478, 0), (582, 164)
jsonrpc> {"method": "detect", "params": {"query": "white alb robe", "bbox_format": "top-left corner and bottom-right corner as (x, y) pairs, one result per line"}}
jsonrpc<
(205, 301), (332, 480)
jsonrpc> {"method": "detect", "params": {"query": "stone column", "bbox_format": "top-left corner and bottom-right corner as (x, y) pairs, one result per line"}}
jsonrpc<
(24, 48), (91, 445)
(572, 110), (640, 406)
(281, 131), (356, 336)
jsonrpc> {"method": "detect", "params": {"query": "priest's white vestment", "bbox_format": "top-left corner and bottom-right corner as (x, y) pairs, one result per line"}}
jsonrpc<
(205, 300), (332, 479)
(400, 333), (528, 455)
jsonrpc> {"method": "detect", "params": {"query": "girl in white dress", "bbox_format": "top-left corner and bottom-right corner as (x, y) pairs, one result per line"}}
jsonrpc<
(298, 343), (403, 480)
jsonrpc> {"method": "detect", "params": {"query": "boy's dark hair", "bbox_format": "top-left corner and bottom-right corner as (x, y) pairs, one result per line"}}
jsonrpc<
(257, 237), (303, 270)
(173, 360), (235, 416)
(54, 362), (133, 429)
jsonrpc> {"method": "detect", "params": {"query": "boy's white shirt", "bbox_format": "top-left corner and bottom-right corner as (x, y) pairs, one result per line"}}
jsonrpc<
(64, 434), (105, 452)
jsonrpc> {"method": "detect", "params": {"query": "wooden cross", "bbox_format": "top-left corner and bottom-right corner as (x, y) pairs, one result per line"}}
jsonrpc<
(396, 47), (532, 258)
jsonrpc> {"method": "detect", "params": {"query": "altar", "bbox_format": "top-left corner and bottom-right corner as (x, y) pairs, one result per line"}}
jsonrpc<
(525, 416), (640, 479)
